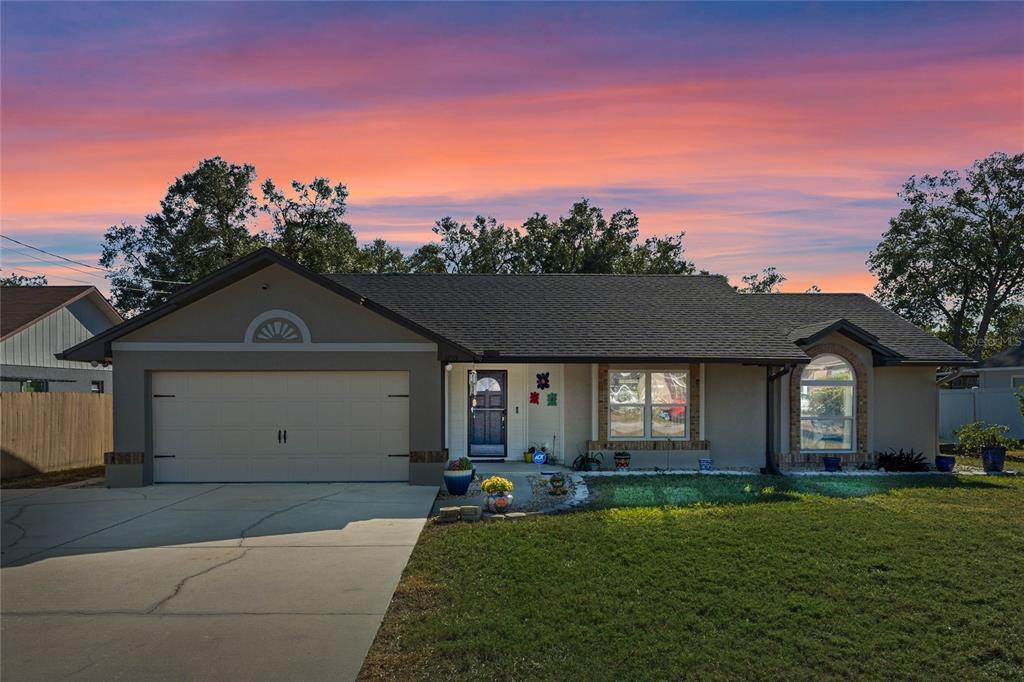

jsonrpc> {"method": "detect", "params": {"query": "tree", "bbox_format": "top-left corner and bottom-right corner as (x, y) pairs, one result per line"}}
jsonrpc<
(1, 272), (47, 286)
(100, 157), (266, 316)
(261, 177), (360, 273)
(358, 238), (408, 273)
(624, 232), (696, 274)
(518, 200), (641, 273)
(869, 152), (1024, 359)
(738, 266), (787, 293)
(405, 243), (447, 273)
(805, 284), (822, 294)
(432, 216), (522, 273)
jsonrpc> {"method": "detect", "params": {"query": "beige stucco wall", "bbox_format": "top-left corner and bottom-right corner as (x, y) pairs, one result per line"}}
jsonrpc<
(704, 363), (766, 469)
(562, 363), (593, 463)
(873, 365), (940, 459)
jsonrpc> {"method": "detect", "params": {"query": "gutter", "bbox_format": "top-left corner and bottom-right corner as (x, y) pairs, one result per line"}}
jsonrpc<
(765, 364), (796, 475)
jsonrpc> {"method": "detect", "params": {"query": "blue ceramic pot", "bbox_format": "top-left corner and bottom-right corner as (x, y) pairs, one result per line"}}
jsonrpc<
(698, 458), (713, 472)
(443, 469), (474, 495)
(981, 446), (1006, 473)
(822, 456), (842, 473)
(935, 454), (956, 473)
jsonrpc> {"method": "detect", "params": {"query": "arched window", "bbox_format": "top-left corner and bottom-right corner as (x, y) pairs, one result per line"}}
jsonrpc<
(800, 354), (855, 452)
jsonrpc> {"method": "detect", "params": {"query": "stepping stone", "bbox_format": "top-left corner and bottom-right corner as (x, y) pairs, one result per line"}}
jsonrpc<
(438, 506), (462, 523)
(460, 505), (482, 522)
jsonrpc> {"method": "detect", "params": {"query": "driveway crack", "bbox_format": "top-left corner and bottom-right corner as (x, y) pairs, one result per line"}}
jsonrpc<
(238, 489), (353, 545)
(2, 506), (28, 549)
(146, 548), (251, 613)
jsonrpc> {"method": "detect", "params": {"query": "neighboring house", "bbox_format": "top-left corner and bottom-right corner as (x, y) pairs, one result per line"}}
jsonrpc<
(1, 286), (122, 394)
(60, 249), (971, 485)
(939, 340), (1024, 441)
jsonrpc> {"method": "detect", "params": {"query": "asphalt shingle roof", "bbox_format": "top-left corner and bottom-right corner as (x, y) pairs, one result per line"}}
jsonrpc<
(328, 274), (970, 364)
(0, 286), (93, 340)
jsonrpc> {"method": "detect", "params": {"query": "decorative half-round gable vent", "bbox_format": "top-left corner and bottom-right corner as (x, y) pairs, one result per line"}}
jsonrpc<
(244, 309), (311, 344)
(252, 318), (303, 343)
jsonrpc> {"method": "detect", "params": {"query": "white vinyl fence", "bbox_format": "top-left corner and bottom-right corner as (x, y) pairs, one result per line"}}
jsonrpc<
(939, 387), (1024, 442)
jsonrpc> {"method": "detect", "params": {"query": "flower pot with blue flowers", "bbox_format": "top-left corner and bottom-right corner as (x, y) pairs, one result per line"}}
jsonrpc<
(443, 457), (475, 495)
(481, 475), (514, 513)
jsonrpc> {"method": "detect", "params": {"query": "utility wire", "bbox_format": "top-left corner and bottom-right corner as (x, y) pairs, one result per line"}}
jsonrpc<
(0, 234), (190, 285)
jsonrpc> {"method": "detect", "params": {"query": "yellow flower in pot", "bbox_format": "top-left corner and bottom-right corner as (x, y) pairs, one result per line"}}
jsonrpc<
(481, 475), (514, 513)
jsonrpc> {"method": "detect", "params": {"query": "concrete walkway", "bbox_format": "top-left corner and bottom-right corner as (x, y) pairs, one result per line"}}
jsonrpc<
(1, 483), (437, 681)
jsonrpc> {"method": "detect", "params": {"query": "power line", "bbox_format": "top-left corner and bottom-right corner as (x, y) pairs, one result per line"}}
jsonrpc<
(3, 268), (168, 294)
(0, 234), (190, 285)
(2, 245), (107, 279)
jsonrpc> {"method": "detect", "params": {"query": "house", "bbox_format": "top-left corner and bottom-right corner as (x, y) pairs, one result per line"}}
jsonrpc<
(59, 248), (971, 485)
(975, 340), (1024, 391)
(939, 340), (1024, 441)
(1, 286), (122, 394)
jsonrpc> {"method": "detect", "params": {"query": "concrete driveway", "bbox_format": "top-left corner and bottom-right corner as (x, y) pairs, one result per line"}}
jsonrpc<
(1, 483), (437, 681)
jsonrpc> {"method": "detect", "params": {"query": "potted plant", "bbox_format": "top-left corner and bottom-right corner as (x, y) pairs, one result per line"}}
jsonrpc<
(523, 446), (536, 463)
(548, 472), (567, 494)
(934, 450), (956, 473)
(443, 457), (475, 495)
(481, 475), (514, 512)
(956, 421), (1016, 473)
(822, 456), (842, 473)
(572, 451), (603, 472)
(613, 451), (631, 470)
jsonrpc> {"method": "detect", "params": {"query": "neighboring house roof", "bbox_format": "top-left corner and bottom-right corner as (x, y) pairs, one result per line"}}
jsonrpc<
(58, 248), (973, 366)
(0, 286), (122, 341)
(977, 340), (1024, 369)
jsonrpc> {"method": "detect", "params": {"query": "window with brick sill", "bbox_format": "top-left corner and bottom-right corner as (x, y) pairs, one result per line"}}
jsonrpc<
(608, 370), (689, 440)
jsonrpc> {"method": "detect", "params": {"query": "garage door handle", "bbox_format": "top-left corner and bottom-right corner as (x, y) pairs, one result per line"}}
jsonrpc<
(277, 429), (282, 444)
(388, 453), (409, 458)
(154, 454), (175, 458)
(283, 430), (287, 444)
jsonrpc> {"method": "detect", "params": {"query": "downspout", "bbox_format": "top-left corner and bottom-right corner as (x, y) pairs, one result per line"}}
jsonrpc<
(765, 365), (795, 475)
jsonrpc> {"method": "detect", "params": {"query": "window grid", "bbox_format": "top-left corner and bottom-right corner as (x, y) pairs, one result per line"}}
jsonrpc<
(609, 370), (689, 441)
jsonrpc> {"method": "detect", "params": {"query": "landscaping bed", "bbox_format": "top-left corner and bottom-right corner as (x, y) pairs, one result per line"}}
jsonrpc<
(1, 466), (105, 489)
(361, 473), (1023, 681)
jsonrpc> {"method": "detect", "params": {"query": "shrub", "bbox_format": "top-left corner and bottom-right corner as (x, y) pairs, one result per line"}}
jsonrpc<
(955, 421), (1017, 455)
(875, 448), (929, 472)
(447, 457), (473, 471)
(480, 476), (513, 495)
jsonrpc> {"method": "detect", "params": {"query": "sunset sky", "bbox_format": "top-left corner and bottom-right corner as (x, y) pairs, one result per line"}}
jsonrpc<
(1, 2), (1021, 293)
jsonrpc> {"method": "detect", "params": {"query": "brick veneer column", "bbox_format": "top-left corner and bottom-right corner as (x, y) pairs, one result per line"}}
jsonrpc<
(786, 344), (870, 468)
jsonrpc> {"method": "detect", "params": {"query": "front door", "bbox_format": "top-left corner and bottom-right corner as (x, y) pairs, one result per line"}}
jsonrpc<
(469, 370), (507, 458)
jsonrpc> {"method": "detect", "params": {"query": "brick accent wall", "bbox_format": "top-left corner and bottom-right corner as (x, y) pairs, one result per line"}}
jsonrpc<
(783, 343), (872, 469)
(593, 363), (706, 450)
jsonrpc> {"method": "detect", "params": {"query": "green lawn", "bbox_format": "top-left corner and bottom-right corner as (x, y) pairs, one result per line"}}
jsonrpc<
(361, 474), (1024, 681)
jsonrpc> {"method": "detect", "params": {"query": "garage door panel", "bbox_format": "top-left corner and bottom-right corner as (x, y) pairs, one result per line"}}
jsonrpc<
(152, 371), (410, 482)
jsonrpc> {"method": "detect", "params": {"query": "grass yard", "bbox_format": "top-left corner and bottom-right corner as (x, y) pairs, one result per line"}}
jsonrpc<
(361, 473), (1024, 681)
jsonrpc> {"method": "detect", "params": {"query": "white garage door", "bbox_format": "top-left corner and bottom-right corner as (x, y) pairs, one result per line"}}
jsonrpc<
(152, 371), (409, 482)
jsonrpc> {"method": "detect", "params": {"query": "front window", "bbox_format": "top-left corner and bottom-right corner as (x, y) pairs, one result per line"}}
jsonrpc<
(800, 354), (855, 451)
(609, 370), (688, 439)
(91, 380), (105, 394)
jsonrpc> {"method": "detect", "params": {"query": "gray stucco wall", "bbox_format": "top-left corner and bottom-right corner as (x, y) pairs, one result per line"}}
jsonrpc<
(874, 366), (940, 458)
(110, 264), (444, 484)
(0, 365), (112, 394)
(704, 363), (766, 469)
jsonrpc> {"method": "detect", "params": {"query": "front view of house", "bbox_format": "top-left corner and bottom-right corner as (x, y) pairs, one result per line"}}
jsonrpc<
(60, 249), (972, 485)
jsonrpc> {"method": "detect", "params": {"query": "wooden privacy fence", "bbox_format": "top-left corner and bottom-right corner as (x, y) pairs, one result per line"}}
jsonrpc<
(1, 393), (113, 479)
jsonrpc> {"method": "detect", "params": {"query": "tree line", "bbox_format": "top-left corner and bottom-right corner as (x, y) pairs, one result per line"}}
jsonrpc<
(94, 156), (794, 316)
